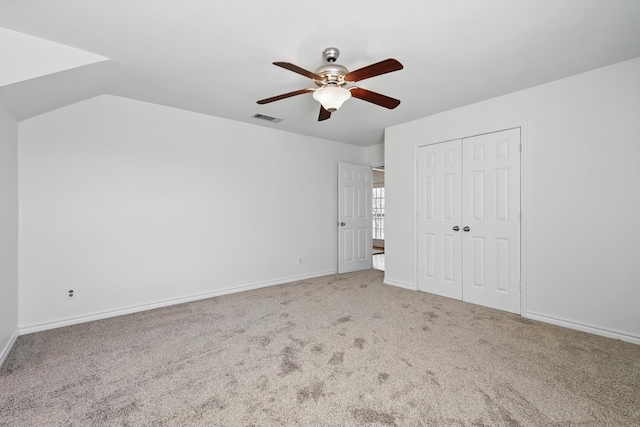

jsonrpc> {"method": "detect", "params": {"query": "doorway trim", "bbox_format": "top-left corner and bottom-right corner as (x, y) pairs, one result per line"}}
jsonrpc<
(413, 122), (528, 316)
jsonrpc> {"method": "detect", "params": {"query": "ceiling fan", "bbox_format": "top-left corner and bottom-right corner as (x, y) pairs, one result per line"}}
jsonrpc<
(257, 47), (403, 121)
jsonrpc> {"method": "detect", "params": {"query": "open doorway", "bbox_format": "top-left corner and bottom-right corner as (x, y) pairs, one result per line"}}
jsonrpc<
(373, 166), (385, 271)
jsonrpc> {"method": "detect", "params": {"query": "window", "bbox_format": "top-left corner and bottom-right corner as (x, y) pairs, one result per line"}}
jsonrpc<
(372, 187), (385, 240)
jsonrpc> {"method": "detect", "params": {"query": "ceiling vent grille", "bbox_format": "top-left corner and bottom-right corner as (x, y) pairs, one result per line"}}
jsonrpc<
(252, 113), (283, 123)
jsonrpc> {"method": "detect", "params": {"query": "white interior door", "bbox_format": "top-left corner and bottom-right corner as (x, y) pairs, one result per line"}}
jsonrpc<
(462, 128), (521, 314)
(417, 140), (463, 299)
(416, 128), (521, 314)
(338, 162), (372, 273)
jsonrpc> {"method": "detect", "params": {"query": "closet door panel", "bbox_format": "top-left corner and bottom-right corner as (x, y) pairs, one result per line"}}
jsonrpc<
(417, 140), (463, 299)
(461, 128), (521, 314)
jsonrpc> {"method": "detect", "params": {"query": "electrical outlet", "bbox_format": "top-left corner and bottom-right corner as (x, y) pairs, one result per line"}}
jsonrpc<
(66, 289), (76, 300)
(298, 258), (303, 265)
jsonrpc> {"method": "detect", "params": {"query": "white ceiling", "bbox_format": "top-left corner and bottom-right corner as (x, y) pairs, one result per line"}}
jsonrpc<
(1, 0), (639, 147)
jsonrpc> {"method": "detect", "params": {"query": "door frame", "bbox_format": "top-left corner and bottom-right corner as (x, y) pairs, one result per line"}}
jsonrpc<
(371, 163), (385, 249)
(413, 122), (528, 315)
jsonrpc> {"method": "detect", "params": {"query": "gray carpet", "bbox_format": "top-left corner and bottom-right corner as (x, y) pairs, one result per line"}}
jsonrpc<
(1, 269), (639, 426)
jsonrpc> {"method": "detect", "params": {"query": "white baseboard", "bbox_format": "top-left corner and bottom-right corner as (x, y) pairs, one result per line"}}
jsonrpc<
(19, 269), (338, 336)
(383, 278), (417, 291)
(526, 311), (640, 345)
(0, 330), (19, 367)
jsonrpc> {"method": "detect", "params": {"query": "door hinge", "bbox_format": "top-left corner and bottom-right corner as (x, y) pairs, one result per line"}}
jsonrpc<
(519, 143), (523, 153)
(519, 212), (522, 222)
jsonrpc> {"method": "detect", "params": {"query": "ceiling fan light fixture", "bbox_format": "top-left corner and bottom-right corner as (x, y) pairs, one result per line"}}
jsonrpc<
(312, 85), (351, 112)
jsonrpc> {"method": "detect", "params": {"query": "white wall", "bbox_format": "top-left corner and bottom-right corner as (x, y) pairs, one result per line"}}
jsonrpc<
(385, 57), (640, 343)
(0, 28), (108, 87)
(18, 95), (365, 331)
(0, 101), (20, 364)
(363, 143), (384, 167)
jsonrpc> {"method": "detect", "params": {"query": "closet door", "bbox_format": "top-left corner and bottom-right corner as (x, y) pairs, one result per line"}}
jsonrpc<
(417, 140), (463, 299)
(461, 128), (521, 314)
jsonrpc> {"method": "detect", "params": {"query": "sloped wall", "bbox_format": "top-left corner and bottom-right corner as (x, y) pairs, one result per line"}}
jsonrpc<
(0, 102), (19, 364)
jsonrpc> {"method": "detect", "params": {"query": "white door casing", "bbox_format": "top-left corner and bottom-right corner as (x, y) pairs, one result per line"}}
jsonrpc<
(462, 128), (521, 314)
(338, 162), (372, 273)
(416, 128), (521, 314)
(417, 140), (463, 299)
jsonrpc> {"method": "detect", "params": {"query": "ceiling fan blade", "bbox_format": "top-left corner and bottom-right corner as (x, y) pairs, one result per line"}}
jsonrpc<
(274, 62), (324, 81)
(257, 88), (314, 104)
(350, 88), (401, 109)
(318, 105), (331, 121)
(344, 58), (403, 82)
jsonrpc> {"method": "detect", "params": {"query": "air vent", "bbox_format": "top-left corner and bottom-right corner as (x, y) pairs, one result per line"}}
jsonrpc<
(252, 113), (283, 123)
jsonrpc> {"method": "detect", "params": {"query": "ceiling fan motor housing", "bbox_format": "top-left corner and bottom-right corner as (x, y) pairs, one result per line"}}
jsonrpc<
(314, 63), (349, 86)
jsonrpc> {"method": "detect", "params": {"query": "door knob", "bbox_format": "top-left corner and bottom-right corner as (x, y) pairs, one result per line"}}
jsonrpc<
(340, 222), (346, 226)
(463, 226), (470, 232)
(453, 226), (460, 231)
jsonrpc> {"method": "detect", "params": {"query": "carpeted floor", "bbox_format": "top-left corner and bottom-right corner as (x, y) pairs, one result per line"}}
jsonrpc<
(1, 269), (639, 426)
